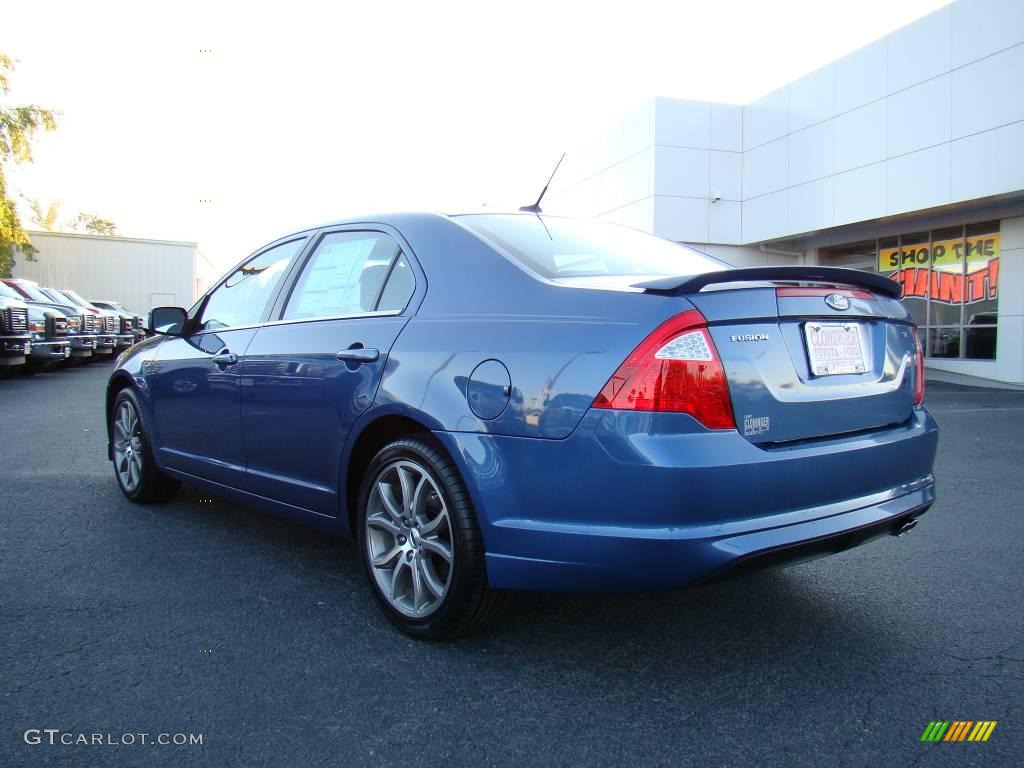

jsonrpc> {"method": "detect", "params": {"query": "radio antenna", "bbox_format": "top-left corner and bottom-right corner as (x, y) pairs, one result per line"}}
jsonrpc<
(519, 153), (566, 214)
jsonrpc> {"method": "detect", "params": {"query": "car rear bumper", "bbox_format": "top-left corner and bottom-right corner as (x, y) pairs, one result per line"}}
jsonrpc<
(436, 407), (939, 591)
(484, 480), (933, 591)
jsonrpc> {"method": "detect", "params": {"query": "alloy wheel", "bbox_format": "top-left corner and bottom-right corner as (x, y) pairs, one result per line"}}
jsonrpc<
(365, 459), (454, 618)
(113, 401), (144, 493)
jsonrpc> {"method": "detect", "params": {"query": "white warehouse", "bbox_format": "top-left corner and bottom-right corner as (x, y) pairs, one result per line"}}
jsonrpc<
(551, 0), (1024, 385)
(14, 231), (218, 315)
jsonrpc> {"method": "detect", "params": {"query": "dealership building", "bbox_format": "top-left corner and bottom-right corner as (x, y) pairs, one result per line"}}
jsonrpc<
(551, 0), (1024, 384)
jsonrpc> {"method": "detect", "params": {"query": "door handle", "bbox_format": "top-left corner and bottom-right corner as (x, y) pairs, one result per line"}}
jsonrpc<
(336, 347), (380, 363)
(212, 351), (238, 366)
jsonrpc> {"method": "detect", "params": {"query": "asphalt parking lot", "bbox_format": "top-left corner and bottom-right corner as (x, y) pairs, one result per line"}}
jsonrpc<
(2, 361), (1021, 767)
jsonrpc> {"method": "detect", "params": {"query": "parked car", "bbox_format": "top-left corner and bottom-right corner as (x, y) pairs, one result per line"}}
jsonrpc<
(3, 278), (96, 362)
(25, 306), (71, 372)
(90, 299), (146, 344)
(0, 287), (31, 375)
(54, 288), (132, 351)
(0, 282), (70, 372)
(106, 213), (938, 639)
(40, 288), (119, 357)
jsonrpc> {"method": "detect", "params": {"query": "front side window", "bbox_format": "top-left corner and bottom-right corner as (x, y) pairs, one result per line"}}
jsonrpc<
(283, 231), (411, 320)
(199, 239), (304, 331)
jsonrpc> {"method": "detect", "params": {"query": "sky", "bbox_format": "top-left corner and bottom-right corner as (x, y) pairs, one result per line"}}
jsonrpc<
(3, 0), (951, 271)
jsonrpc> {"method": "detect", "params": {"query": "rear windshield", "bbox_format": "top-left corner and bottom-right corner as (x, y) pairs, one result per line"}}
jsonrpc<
(455, 214), (728, 280)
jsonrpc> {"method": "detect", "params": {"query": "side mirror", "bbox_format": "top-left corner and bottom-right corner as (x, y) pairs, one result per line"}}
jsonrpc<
(147, 306), (188, 336)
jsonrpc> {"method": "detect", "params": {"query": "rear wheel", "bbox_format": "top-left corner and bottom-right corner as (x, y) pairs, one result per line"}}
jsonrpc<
(111, 389), (180, 503)
(357, 437), (507, 639)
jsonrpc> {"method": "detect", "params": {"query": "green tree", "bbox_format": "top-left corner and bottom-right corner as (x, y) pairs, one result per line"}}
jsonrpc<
(0, 53), (57, 277)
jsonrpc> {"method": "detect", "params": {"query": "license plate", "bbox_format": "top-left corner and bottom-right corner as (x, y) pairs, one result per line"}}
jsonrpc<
(804, 322), (867, 376)
(64, 347), (71, 358)
(23, 342), (31, 354)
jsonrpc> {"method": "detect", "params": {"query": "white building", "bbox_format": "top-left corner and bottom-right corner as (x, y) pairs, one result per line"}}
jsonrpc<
(551, 0), (1024, 385)
(14, 231), (218, 315)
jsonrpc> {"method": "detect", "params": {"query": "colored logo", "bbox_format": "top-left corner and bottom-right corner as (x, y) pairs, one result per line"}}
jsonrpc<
(920, 721), (997, 742)
(824, 293), (850, 311)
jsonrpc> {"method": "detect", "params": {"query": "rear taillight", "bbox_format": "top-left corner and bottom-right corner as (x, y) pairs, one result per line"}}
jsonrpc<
(913, 325), (925, 405)
(592, 309), (736, 430)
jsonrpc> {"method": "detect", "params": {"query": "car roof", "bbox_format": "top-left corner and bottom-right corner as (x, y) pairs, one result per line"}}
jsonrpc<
(272, 211), (566, 242)
(271, 211), (446, 238)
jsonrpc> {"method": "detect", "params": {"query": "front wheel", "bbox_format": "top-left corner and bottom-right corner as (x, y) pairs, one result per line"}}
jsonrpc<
(357, 437), (507, 639)
(111, 389), (181, 503)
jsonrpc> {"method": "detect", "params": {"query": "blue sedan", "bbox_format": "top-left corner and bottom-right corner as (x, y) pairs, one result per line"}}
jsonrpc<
(106, 213), (937, 638)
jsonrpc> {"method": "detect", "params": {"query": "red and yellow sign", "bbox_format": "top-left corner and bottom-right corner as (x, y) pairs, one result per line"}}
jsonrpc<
(878, 233), (999, 305)
(878, 233), (1000, 271)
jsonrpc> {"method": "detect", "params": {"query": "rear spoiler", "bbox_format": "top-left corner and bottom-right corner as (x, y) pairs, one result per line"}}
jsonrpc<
(633, 266), (901, 299)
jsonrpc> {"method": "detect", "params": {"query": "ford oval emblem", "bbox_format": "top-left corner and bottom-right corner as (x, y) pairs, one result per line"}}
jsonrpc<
(824, 293), (850, 311)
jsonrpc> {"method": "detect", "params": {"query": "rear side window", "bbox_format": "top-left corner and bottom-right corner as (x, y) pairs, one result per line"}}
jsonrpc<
(456, 214), (727, 279)
(199, 239), (304, 331)
(283, 232), (412, 320)
(376, 255), (415, 312)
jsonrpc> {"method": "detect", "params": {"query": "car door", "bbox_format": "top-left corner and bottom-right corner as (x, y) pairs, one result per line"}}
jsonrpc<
(238, 228), (419, 515)
(148, 238), (306, 486)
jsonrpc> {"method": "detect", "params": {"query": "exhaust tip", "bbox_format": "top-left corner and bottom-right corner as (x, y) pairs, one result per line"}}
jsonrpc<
(891, 518), (918, 537)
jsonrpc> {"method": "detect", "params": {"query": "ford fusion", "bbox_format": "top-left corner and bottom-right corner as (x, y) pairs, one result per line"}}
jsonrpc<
(106, 213), (937, 638)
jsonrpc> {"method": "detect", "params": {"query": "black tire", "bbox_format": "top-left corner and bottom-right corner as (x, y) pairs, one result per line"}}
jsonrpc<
(356, 436), (507, 640)
(111, 388), (181, 503)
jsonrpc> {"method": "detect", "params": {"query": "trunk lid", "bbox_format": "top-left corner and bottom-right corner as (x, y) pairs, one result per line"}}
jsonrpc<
(636, 268), (917, 445)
